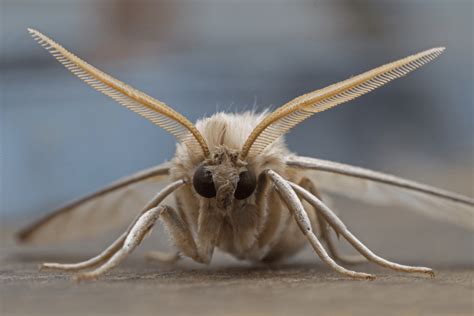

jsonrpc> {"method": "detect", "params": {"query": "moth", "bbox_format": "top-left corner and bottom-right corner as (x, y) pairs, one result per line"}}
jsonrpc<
(18, 28), (474, 282)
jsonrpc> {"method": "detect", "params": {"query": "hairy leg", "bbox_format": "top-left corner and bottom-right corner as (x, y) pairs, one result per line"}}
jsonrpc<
(298, 177), (367, 265)
(158, 205), (203, 263)
(196, 200), (224, 264)
(290, 181), (434, 277)
(40, 180), (185, 273)
(267, 170), (375, 280)
(74, 205), (164, 281)
(41, 233), (126, 272)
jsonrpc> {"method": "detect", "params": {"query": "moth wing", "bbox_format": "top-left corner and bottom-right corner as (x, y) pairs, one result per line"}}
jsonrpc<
(17, 163), (172, 244)
(286, 156), (474, 230)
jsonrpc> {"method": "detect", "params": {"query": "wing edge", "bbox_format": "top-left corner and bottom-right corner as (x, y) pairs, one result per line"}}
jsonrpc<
(17, 163), (171, 243)
(285, 155), (474, 206)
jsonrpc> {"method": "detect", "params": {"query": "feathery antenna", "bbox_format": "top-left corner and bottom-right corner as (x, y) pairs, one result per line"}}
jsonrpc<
(28, 28), (210, 157)
(241, 47), (445, 158)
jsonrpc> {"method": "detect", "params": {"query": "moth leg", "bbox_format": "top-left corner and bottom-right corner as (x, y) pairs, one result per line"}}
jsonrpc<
(39, 180), (186, 273)
(290, 181), (435, 277)
(196, 201), (223, 264)
(40, 233), (126, 272)
(154, 205), (203, 263)
(298, 177), (367, 265)
(317, 214), (368, 265)
(74, 205), (165, 282)
(266, 170), (375, 280)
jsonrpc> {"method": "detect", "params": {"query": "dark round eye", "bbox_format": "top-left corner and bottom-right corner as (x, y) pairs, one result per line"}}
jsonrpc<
(234, 169), (257, 200)
(193, 165), (216, 198)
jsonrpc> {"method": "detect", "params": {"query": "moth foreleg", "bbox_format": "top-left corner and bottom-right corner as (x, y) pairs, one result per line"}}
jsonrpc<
(74, 205), (165, 282)
(39, 180), (185, 274)
(40, 233), (126, 272)
(298, 177), (367, 265)
(290, 181), (435, 277)
(196, 201), (223, 264)
(266, 170), (375, 280)
(158, 205), (203, 263)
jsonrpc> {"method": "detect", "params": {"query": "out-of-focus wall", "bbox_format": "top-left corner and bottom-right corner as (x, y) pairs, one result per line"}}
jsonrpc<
(1, 0), (473, 218)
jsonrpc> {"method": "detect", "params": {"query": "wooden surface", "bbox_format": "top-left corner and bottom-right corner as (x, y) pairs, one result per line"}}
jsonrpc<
(1, 199), (473, 316)
(0, 254), (473, 316)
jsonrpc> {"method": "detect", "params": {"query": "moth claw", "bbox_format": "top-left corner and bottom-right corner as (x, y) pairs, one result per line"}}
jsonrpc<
(364, 274), (377, 281)
(352, 272), (376, 280)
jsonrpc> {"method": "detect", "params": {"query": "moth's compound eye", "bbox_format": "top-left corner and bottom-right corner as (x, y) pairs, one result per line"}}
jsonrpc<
(193, 165), (216, 198)
(234, 169), (257, 200)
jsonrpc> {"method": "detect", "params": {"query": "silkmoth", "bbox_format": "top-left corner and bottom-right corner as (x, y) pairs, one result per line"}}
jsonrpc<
(18, 28), (474, 282)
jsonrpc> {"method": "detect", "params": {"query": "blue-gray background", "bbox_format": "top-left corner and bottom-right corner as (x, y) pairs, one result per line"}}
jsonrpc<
(1, 0), (473, 220)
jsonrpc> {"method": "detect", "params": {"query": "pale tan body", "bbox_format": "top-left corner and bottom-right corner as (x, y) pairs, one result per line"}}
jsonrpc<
(172, 178), (316, 263)
(168, 112), (318, 264)
(169, 112), (300, 264)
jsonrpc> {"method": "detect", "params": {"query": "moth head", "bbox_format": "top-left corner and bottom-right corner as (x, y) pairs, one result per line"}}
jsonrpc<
(184, 112), (285, 210)
(192, 146), (257, 210)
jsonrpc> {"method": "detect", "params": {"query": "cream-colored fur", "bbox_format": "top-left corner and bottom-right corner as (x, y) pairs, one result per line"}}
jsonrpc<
(171, 111), (289, 180)
(169, 111), (305, 262)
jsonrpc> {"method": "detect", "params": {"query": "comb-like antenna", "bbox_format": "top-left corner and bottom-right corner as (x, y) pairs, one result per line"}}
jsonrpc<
(241, 47), (445, 159)
(28, 28), (210, 158)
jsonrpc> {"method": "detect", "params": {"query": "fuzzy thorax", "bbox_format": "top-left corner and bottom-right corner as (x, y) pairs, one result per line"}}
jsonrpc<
(170, 111), (290, 184)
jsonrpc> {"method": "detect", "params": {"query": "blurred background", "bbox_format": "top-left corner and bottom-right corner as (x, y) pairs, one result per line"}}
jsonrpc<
(0, 1), (473, 250)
